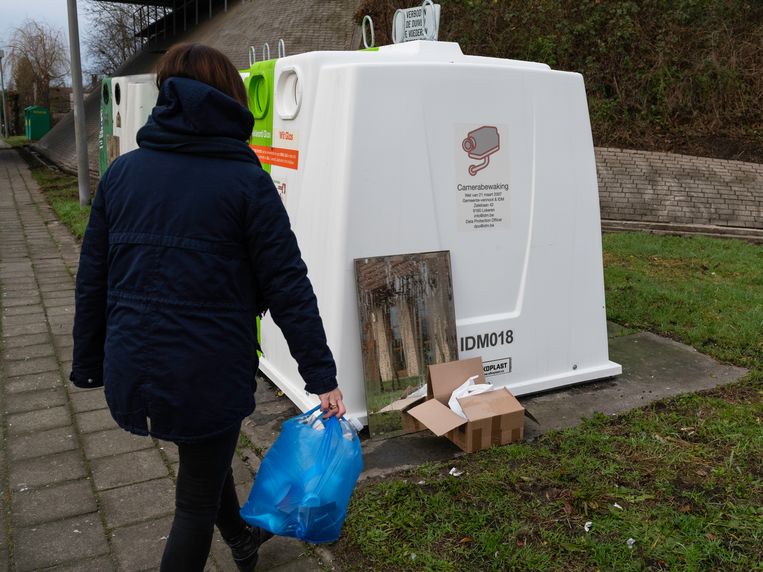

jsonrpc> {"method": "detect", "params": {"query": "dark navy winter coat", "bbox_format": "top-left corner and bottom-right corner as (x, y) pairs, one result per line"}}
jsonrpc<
(70, 77), (337, 442)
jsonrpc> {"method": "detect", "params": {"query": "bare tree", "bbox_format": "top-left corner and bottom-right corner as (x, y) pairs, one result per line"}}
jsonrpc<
(11, 56), (36, 111)
(82, 2), (142, 75)
(8, 20), (68, 108)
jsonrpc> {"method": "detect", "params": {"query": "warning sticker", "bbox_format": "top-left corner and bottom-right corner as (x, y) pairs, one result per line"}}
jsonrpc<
(250, 145), (299, 170)
(272, 176), (288, 204)
(454, 124), (510, 231)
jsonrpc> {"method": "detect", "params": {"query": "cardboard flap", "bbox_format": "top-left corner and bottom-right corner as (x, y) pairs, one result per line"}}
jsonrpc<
(459, 387), (524, 421)
(428, 357), (486, 403)
(377, 395), (426, 414)
(407, 399), (467, 436)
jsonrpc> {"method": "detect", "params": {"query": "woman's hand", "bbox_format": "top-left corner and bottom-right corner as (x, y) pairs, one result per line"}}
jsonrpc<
(318, 388), (346, 419)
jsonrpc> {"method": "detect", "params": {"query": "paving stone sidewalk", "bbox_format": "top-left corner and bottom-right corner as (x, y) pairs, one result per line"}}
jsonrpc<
(0, 148), (328, 571)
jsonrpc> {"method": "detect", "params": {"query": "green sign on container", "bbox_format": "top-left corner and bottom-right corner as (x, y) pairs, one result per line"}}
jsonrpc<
(99, 78), (114, 176)
(244, 59), (277, 173)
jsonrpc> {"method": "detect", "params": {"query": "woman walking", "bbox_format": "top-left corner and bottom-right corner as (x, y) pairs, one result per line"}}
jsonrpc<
(70, 43), (345, 571)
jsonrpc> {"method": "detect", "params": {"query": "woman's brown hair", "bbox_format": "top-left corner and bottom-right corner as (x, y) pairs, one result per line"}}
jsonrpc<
(156, 43), (247, 107)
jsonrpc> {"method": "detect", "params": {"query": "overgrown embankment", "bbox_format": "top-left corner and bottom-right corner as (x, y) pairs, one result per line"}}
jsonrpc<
(357, 0), (763, 162)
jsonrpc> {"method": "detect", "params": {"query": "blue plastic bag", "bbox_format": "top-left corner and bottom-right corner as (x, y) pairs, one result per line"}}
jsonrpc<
(240, 406), (363, 543)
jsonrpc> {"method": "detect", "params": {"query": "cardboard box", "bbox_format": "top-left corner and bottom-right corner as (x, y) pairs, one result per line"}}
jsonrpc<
(401, 409), (426, 433)
(405, 357), (525, 452)
(377, 395), (427, 433)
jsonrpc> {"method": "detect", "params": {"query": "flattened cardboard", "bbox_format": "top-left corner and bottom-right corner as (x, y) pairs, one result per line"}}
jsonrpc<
(377, 395), (426, 414)
(427, 357), (486, 402)
(407, 399), (466, 436)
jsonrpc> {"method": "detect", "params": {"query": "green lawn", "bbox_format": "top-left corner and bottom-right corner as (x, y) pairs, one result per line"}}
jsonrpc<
(603, 233), (763, 370)
(3, 135), (27, 148)
(336, 233), (762, 571)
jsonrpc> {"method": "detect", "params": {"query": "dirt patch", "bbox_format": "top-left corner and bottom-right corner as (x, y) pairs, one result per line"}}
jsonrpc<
(698, 380), (762, 404)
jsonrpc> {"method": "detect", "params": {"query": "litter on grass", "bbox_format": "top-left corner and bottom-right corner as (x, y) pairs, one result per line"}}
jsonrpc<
(584, 521), (593, 532)
(449, 467), (464, 477)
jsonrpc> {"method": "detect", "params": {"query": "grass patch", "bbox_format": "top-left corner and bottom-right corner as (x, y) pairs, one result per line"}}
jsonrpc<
(603, 233), (763, 370)
(3, 136), (27, 148)
(339, 388), (761, 571)
(237, 431), (265, 458)
(16, 149), (91, 240)
(49, 197), (90, 240)
(336, 233), (762, 571)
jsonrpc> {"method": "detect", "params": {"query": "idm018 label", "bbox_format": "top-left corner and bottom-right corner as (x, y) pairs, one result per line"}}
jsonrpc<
(460, 329), (514, 352)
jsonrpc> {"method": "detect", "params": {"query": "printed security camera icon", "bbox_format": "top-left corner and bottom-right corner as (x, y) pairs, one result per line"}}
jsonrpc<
(462, 126), (500, 176)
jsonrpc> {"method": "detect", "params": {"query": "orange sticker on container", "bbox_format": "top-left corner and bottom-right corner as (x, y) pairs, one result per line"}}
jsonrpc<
(250, 145), (299, 170)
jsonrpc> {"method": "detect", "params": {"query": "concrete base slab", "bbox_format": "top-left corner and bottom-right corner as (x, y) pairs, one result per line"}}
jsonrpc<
(360, 432), (463, 480)
(521, 331), (748, 440)
(357, 328), (748, 478)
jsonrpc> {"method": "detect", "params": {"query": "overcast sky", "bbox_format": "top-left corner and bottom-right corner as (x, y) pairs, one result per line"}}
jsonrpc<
(1, 0), (93, 75)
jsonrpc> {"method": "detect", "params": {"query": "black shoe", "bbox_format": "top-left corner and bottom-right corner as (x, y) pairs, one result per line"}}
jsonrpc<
(224, 524), (274, 572)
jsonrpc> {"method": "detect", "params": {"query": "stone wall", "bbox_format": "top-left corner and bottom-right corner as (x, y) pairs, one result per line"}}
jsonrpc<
(596, 147), (763, 231)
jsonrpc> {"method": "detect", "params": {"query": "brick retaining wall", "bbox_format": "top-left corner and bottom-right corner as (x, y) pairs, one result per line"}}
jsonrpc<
(596, 147), (763, 230)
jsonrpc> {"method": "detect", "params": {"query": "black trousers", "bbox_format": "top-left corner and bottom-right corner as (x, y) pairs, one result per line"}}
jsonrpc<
(160, 423), (246, 571)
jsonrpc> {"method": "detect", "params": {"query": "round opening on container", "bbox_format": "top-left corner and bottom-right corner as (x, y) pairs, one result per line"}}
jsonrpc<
(248, 74), (269, 120)
(276, 68), (301, 120)
(392, 9), (405, 43)
(102, 83), (110, 105)
(114, 83), (121, 106)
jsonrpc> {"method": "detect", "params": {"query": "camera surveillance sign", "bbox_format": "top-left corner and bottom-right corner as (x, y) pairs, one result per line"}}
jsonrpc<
(462, 126), (500, 175)
(455, 124), (510, 231)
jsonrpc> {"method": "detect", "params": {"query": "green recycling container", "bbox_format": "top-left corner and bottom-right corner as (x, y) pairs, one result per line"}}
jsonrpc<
(99, 77), (114, 176)
(24, 106), (51, 141)
(244, 59), (277, 173)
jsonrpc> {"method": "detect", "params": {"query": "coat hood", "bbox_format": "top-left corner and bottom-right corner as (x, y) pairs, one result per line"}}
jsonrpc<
(137, 77), (259, 163)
